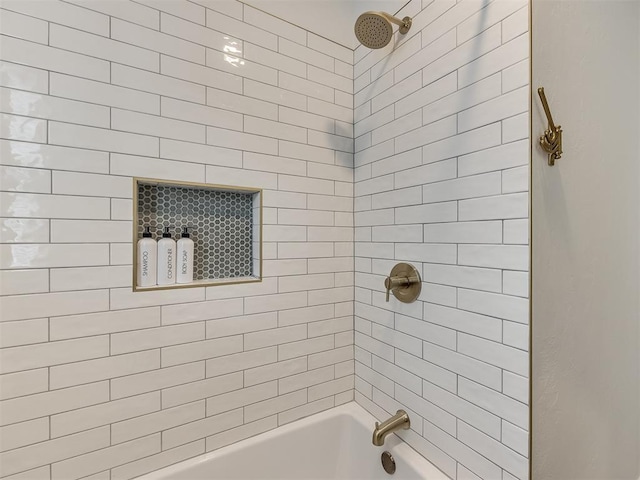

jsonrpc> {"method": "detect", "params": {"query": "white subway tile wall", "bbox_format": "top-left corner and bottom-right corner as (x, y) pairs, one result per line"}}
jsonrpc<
(353, 1), (530, 480)
(0, 0), (531, 478)
(0, 1), (355, 478)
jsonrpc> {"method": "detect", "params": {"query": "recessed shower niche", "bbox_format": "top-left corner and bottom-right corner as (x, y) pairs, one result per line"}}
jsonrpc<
(133, 178), (262, 291)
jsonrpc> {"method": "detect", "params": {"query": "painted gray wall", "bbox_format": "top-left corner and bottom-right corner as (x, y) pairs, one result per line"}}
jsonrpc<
(532, 1), (640, 478)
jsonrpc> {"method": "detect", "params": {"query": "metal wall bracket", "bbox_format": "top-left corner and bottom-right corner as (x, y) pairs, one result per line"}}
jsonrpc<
(537, 87), (563, 166)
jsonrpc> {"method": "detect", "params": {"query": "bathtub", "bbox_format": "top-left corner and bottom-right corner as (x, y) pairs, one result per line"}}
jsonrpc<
(139, 402), (447, 480)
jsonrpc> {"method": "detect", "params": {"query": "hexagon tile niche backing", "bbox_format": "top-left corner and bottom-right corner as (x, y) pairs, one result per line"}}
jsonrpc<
(137, 183), (254, 281)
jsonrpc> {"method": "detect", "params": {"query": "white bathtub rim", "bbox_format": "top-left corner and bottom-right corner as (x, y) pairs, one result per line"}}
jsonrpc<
(138, 401), (447, 480)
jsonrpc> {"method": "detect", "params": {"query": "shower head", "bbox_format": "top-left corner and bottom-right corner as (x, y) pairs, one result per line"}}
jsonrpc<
(354, 11), (412, 49)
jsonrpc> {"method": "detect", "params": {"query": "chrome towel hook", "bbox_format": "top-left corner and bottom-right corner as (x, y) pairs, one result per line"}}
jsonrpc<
(537, 87), (563, 166)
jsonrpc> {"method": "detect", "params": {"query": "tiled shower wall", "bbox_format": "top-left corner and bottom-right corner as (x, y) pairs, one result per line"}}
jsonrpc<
(352, 1), (530, 479)
(0, 1), (355, 478)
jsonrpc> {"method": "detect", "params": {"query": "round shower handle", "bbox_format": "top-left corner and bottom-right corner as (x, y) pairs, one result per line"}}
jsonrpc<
(384, 263), (421, 303)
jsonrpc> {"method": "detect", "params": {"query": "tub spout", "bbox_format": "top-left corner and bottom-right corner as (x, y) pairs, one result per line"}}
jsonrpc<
(372, 410), (410, 446)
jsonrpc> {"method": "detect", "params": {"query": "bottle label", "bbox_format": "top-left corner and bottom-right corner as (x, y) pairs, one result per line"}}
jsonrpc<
(142, 250), (149, 277)
(181, 250), (189, 275)
(167, 248), (174, 279)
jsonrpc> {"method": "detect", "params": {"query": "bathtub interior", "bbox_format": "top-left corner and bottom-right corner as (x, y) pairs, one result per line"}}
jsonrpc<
(139, 403), (446, 480)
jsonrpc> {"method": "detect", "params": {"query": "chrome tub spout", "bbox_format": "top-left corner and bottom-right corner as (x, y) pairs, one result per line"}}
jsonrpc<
(372, 410), (410, 446)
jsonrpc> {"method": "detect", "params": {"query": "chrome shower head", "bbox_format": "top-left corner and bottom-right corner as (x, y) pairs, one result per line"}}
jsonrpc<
(354, 11), (412, 49)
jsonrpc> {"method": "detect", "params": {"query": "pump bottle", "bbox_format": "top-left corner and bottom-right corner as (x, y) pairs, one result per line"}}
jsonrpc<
(177, 226), (194, 284)
(137, 226), (157, 287)
(157, 226), (176, 285)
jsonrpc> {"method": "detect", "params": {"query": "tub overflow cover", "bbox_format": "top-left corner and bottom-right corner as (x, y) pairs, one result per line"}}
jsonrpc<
(381, 451), (396, 475)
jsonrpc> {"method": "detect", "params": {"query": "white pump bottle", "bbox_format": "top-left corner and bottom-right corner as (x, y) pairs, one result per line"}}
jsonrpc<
(177, 226), (194, 284)
(157, 226), (176, 285)
(137, 226), (157, 287)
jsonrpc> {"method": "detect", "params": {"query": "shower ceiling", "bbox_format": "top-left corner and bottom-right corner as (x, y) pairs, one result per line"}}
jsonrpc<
(243, 0), (405, 49)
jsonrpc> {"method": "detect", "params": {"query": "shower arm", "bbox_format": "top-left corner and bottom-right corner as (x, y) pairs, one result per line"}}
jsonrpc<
(378, 12), (411, 29)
